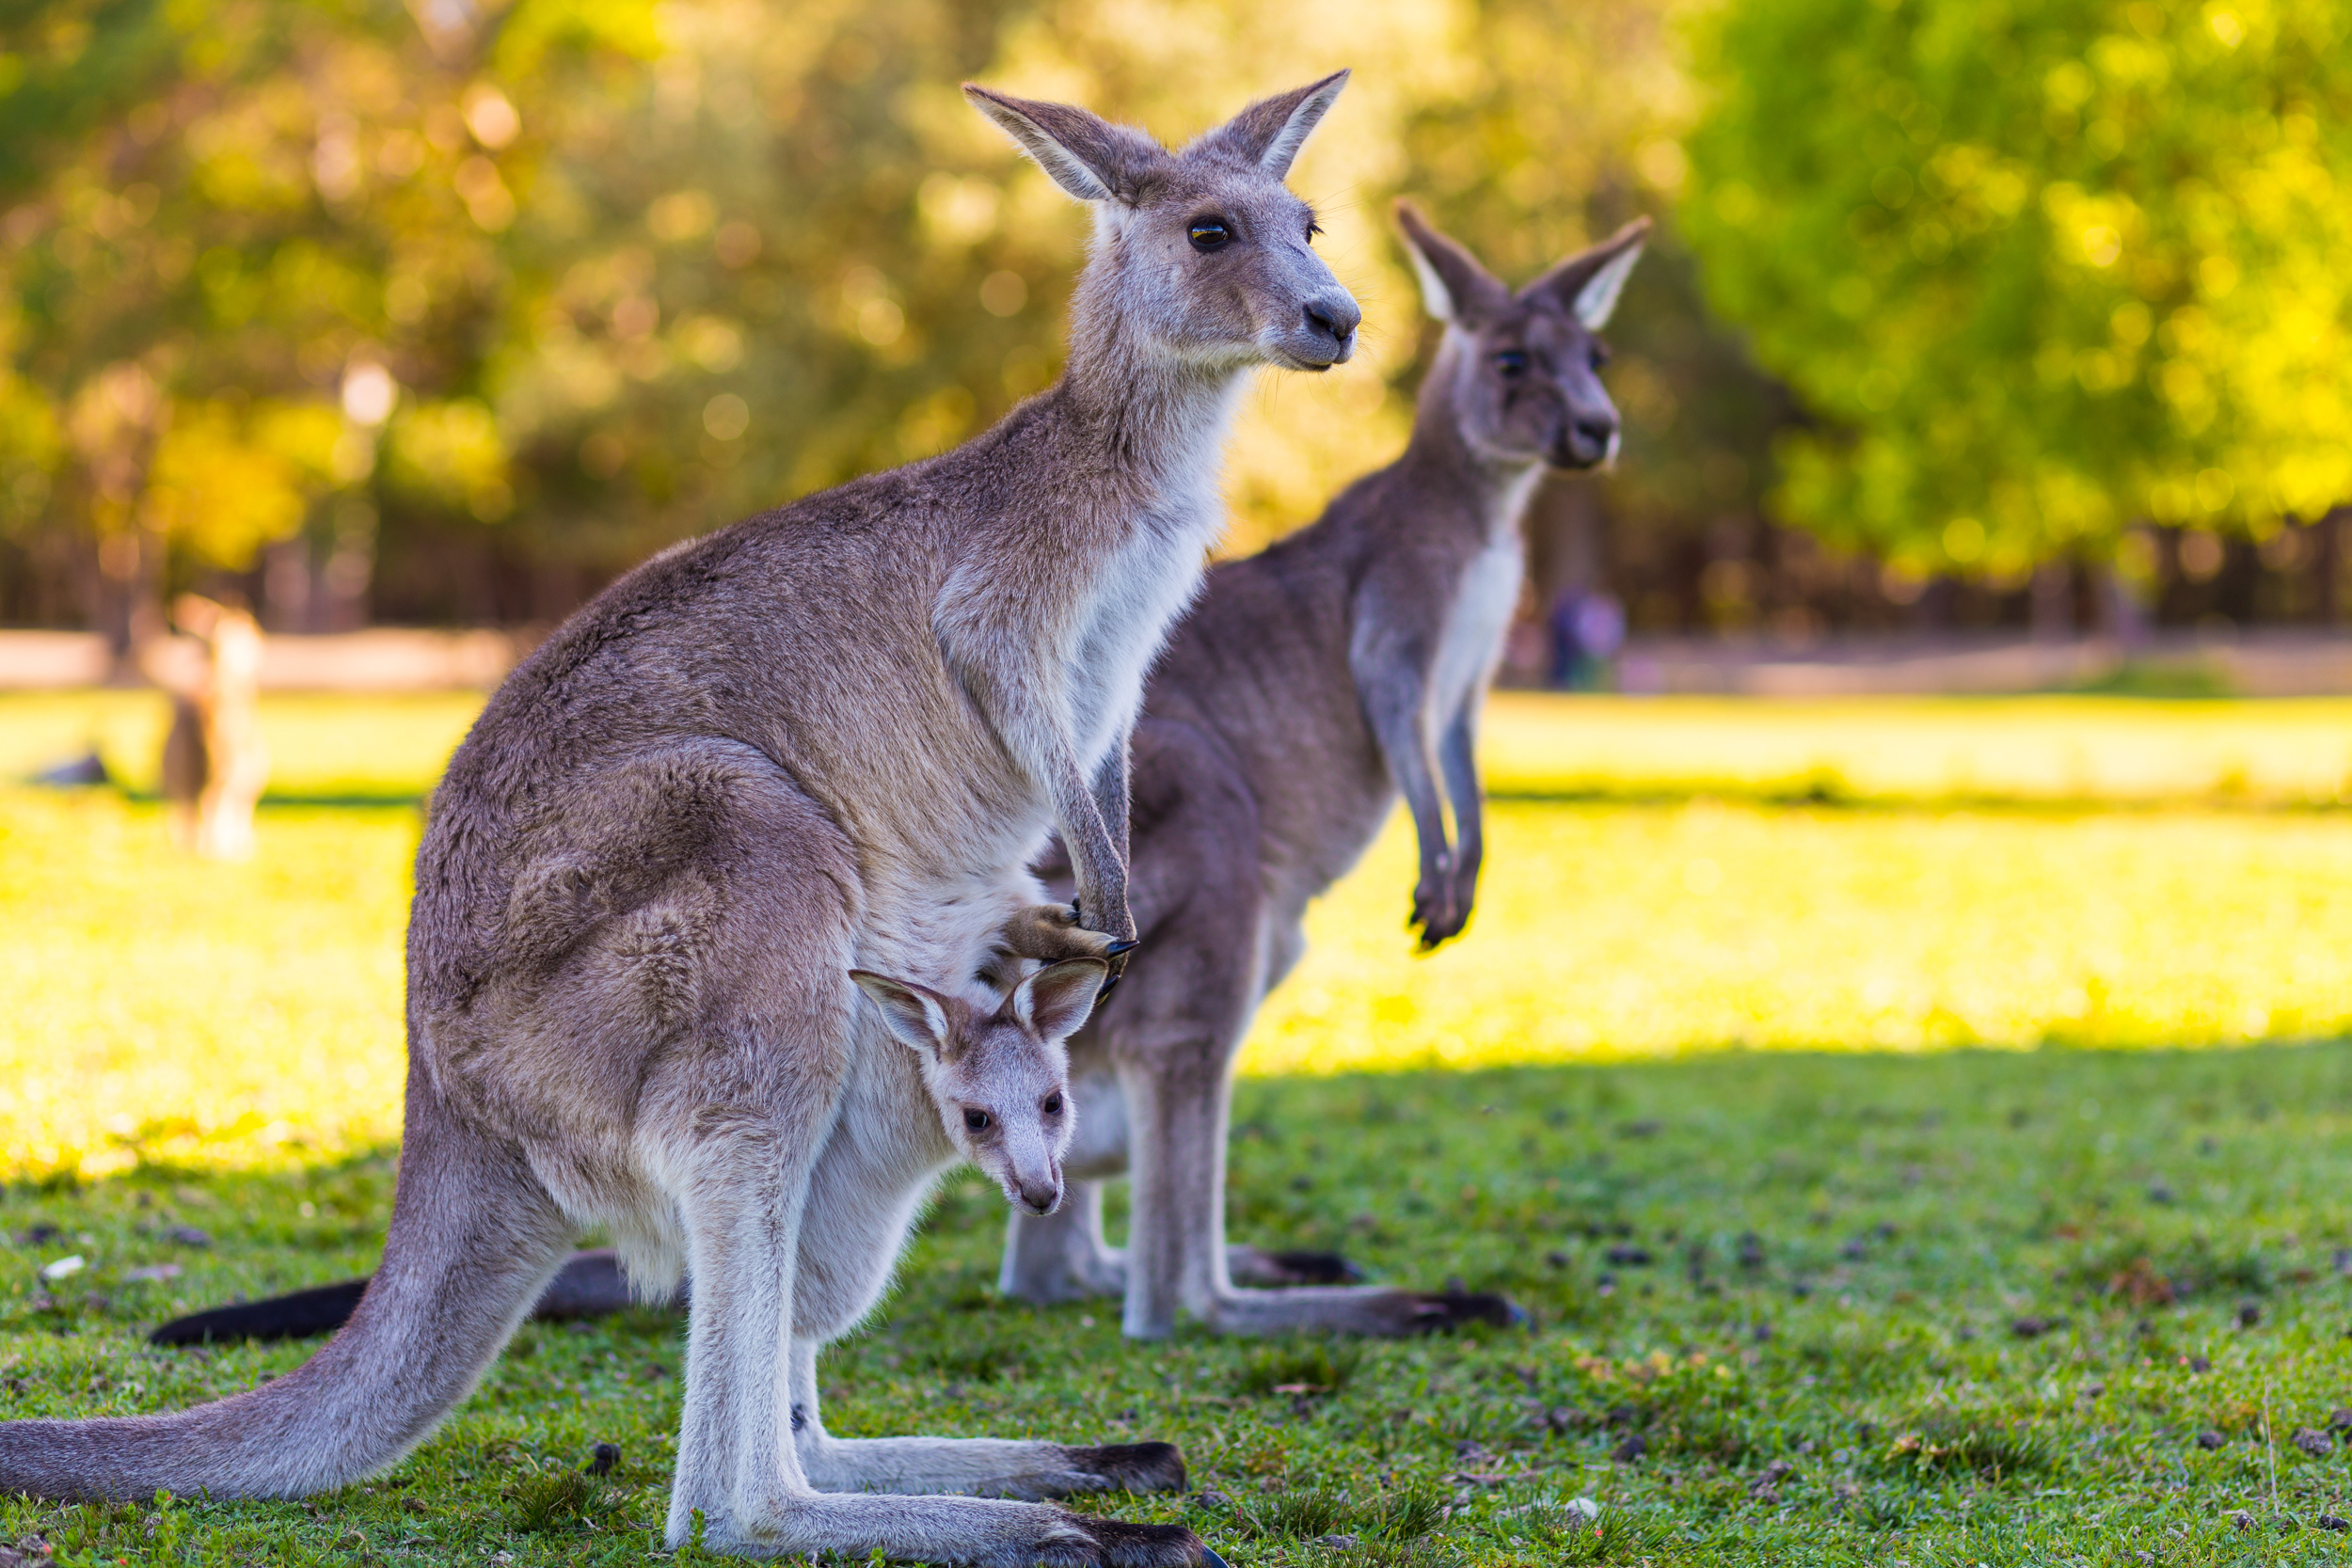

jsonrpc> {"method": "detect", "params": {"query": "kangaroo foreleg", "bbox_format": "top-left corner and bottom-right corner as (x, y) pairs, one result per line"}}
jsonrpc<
(788, 1339), (1184, 1500)
(1431, 702), (1485, 947)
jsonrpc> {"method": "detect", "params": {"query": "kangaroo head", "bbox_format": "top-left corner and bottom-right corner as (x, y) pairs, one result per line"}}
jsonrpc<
(964, 74), (1361, 374)
(1396, 201), (1650, 470)
(850, 958), (1106, 1215)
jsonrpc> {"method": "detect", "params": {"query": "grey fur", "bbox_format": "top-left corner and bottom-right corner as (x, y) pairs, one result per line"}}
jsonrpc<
(1001, 203), (1649, 1338)
(0, 77), (1360, 1566)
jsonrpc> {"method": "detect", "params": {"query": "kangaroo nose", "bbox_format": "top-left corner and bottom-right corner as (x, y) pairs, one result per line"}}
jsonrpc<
(1567, 416), (1618, 464)
(1019, 1179), (1062, 1215)
(1303, 293), (1360, 351)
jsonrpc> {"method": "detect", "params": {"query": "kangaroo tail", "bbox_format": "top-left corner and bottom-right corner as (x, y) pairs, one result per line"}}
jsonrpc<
(149, 1250), (674, 1348)
(148, 1279), (372, 1347)
(0, 1085), (571, 1501)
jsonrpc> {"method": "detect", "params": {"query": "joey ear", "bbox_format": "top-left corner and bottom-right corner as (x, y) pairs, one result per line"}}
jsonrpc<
(850, 970), (959, 1058)
(1524, 216), (1651, 330)
(1012, 958), (1110, 1040)
(1199, 70), (1350, 180)
(1395, 200), (1509, 325)
(963, 84), (1162, 205)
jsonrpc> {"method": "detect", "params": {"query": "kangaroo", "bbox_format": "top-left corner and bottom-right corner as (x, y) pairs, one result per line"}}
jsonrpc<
(0, 75), (1359, 1568)
(156, 594), (268, 860)
(1003, 202), (1649, 1338)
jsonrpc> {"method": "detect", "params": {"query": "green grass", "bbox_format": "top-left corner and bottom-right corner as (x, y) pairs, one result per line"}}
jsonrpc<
(6, 1046), (2352, 1564)
(7, 692), (2352, 1561)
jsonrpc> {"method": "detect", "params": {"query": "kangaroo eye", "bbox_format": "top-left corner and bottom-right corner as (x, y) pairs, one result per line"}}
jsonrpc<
(1188, 218), (1232, 251)
(1494, 349), (1531, 377)
(963, 1109), (992, 1132)
(1588, 342), (1611, 372)
(1305, 219), (1324, 245)
(1041, 1093), (1063, 1116)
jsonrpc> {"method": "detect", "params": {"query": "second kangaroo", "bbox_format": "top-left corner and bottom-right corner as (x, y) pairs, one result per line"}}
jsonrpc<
(1007, 201), (1648, 1338)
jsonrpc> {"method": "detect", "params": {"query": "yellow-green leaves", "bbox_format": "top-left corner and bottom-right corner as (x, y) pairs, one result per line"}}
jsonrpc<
(1683, 0), (2352, 574)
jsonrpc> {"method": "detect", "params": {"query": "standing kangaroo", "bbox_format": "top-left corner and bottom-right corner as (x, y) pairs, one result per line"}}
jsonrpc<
(156, 593), (269, 861)
(1004, 202), (1648, 1338)
(0, 76), (1359, 1568)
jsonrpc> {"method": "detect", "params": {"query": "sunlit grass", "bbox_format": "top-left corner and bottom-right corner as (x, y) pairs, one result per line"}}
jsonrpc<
(8, 690), (2352, 1179)
(1244, 800), (2352, 1075)
(0, 789), (417, 1179)
(1482, 691), (2352, 804)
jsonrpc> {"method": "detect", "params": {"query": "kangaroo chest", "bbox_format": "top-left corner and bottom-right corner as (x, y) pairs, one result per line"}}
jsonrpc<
(1426, 528), (1526, 739)
(1067, 504), (1214, 770)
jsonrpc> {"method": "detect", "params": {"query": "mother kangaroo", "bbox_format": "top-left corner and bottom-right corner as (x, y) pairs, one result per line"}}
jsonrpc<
(0, 76), (1359, 1568)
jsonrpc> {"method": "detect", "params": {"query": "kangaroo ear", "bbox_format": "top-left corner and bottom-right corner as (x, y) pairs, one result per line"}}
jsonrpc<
(1524, 216), (1651, 330)
(964, 85), (1164, 205)
(1395, 200), (1509, 325)
(1012, 958), (1109, 1040)
(1199, 70), (1349, 180)
(850, 970), (960, 1059)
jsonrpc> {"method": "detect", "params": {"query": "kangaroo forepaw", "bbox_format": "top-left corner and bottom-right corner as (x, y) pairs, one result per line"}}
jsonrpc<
(998, 903), (1127, 963)
(1055, 1441), (1187, 1495)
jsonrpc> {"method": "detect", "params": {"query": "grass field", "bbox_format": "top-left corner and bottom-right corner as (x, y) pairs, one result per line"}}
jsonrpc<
(4, 690), (2352, 1563)
(5, 1049), (2352, 1566)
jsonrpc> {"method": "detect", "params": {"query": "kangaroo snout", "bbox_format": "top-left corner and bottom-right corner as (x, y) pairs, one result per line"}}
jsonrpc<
(1559, 413), (1619, 468)
(1016, 1175), (1064, 1215)
(1296, 291), (1361, 367)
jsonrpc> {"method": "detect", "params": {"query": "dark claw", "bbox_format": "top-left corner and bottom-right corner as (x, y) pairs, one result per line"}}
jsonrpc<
(1404, 1290), (1528, 1332)
(1200, 1548), (1232, 1568)
(1104, 939), (1138, 957)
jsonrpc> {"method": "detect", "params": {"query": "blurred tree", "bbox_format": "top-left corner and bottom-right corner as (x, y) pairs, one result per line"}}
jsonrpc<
(1681, 0), (2352, 594)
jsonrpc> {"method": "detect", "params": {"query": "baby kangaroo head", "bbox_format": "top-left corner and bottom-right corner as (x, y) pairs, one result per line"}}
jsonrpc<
(1397, 200), (1650, 470)
(850, 959), (1107, 1216)
(963, 74), (1361, 373)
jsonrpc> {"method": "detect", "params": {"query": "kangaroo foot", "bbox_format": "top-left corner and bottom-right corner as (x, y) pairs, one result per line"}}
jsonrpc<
(1196, 1283), (1528, 1338)
(1051, 1442), (1187, 1495)
(1379, 1288), (1529, 1334)
(693, 1495), (1205, 1568)
(1227, 1245), (1364, 1288)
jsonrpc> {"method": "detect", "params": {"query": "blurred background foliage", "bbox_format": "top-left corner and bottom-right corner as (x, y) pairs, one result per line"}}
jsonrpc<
(0, 0), (2344, 649)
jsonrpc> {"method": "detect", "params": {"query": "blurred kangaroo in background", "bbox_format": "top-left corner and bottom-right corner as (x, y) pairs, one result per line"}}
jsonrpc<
(1006, 202), (1648, 1338)
(0, 74), (1359, 1568)
(158, 594), (268, 860)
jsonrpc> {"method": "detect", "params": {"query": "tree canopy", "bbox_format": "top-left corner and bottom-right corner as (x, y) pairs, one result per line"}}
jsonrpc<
(1681, 0), (2352, 580)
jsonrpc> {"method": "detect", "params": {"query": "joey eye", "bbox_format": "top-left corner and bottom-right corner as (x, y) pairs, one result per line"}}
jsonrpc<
(1188, 218), (1232, 251)
(1588, 342), (1612, 372)
(963, 1109), (992, 1132)
(1042, 1092), (1063, 1116)
(1494, 349), (1531, 378)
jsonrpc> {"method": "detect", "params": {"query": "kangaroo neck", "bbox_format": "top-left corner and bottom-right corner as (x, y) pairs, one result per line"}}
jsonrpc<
(1054, 307), (1250, 522)
(1396, 345), (1546, 546)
